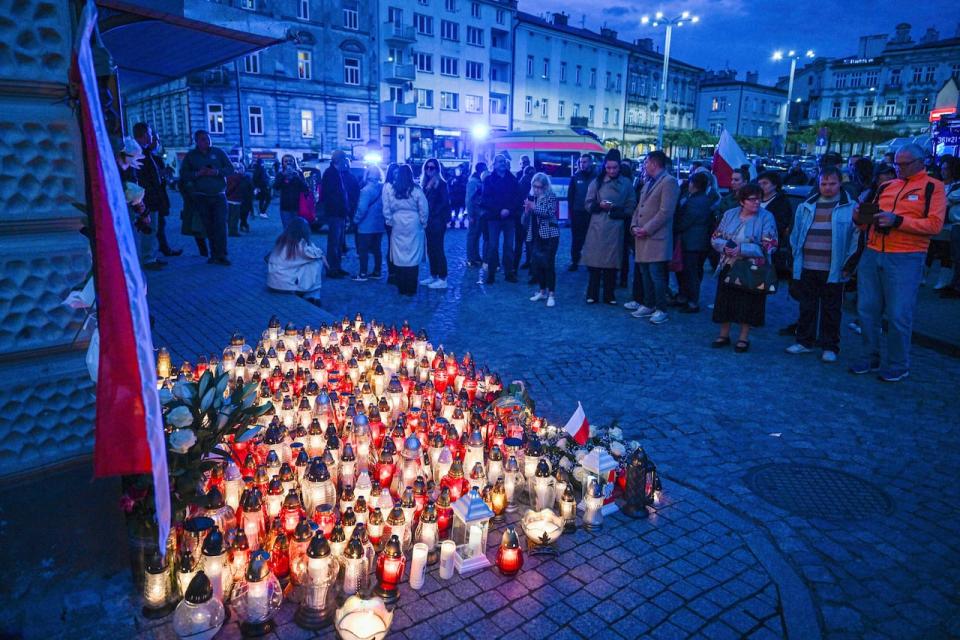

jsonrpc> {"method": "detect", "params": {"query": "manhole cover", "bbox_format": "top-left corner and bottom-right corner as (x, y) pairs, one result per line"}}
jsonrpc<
(744, 464), (894, 520)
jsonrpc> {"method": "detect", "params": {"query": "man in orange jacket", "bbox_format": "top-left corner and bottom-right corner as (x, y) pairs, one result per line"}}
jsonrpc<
(850, 143), (945, 382)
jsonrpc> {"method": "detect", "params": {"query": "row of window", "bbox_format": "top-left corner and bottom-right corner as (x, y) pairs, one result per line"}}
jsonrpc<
(828, 96), (931, 119)
(709, 96), (781, 117)
(411, 14), (485, 44)
(520, 96), (620, 126)
(206, 104), (362, 140)
(245, 51), (361, 85)
(409, 0), (506, 22)
(836, 65), (948, 89)
(523, 58), (623, 92)
(409, 88), (508, 114)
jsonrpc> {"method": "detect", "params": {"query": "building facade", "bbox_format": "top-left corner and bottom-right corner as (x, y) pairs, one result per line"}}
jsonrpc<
(696, 70), (787, 138)
(125, 0), (380, 164)
(786, 23), (960, 137)
(625, 38), (701, 156)
(378, 0), (517, 164)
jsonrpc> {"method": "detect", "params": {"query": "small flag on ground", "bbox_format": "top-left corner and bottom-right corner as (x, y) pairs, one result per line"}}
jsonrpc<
(563, 402), (590, 445)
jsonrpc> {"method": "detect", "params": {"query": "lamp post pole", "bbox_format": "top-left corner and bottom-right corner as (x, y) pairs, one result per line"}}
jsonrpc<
(773, 49), (814, 154)
(643, 12), (699, 152)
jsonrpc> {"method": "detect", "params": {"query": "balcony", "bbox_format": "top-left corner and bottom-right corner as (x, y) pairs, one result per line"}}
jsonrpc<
(490, 78), (510, 95)
(382, 62), (416, 84)
(874, 114), (899, 124)
(383, 22), (416, 45)
(490, 46), (511, 64)
(381, 100), (417, 121)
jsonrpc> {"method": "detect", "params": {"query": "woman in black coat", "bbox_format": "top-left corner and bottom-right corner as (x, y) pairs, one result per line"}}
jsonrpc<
(674, 172), (715, 312)
(757, 170), (794, 279)
(420, 157), (452, 288)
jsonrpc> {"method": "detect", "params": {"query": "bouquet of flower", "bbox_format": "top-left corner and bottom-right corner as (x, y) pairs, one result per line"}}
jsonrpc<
(539, 421), (645, 491)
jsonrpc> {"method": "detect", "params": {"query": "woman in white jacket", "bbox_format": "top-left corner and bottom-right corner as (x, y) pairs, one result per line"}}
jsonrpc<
(383, 164), (429, 295)
(266, 216), (326, 303)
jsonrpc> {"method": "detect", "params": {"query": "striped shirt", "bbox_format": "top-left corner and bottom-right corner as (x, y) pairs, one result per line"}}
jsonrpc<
(802, 199), (836, 271)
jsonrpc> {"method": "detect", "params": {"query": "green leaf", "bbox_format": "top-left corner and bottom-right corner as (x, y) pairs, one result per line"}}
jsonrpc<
(198, 370), (213, 399)
(235, 426), (262, 443)
(215, 372), (230, 397)
(253, 402), (273, 417)
(199, 388), (215, 413)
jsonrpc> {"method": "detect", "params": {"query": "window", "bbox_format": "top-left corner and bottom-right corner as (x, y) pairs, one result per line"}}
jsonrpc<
(588, 105), (594, 123)
(346, 114), (362, 140)
(343, 8), (358, 30)
(834, 73), (846, 89)
(298, 50), (312, 79)
(414, 14), (433, 35)
(388, 6), (402, 23)
(414, 52), (433, 72)
(297, 0), (309, 20)
(416, 88), (434, 108)
(605, 71), (611, 89)
(387, 47), (403, 63)
(248, 106), (263, 136)
(589, 68), (596, 88)
(440, 91), (459, 110)
(572, 103), (580, 117)
(444, 0), (455, 10)
(465, 94), (483, 113)
(206, 104), (224, 134)
(710, 96), (727, 112)
(616, 73), (622, 91)
(239, 0), (254, 9)
(490, 64), (506, 81)
(540, 98), (549, 118)
(243, 52), (260, 74)
(440, 56), (459, 76)
(614, 108), (619, 125)
(850, 71), (863, 88)
(863, 100), (874, 118)
(344, 57), (360, 85)
(300, 109), (314, 138)
(441, 20), (459, 40)
(542, 58), (549, 79)
(710, 122), (724, 136)
(389, 86), (405, 102)
(846, 101), (857, 118)
(866, 70), (879, 87)
(524, 96), (533, 115)
(527, 55), (534, 77)
(603, 107), (609, 124)
(906, 98), (919, 116)
(575, 65), (582, 85)
(560, 62), (567, 82)
(925, 65), (936, 83)
(831, 101), (842, 118)
(890, 68), (901, 85)
(466, 61), (483, 80)
(639, 75), (647, 96)
(558, 100), (565, 120)
(467, 26), (483, 46)
(912, 66), (923, 83)
(496, 9), (504, 24)
(471, 2), (480, 17)
(490, 93), (508, 114)
(884, 99), (897, 116)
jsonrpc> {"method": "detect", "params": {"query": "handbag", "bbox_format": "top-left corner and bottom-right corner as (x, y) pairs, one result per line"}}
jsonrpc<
(668, 236), (683, 272)
(720, 219), (778, 294)
(298, 191), (316, 223)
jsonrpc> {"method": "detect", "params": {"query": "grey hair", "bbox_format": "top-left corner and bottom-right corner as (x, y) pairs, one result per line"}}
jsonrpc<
(896, 143), (925, 161)
(531, 172), (554, 195)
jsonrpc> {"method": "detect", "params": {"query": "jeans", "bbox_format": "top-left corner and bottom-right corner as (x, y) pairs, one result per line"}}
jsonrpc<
(136, 221), (158, 265)
(357, 232), (383, 276)
(326, 216), (346, 273)
(466, 212), (483, 263)
(426, 225), (448, 279)
(678, 250), (706, 306)
(795, 269), (844, 352)
(280, 209), (298, 229)
(587, 267), (617, 302)
(485, 216), (516, 278)
(194, 194), (228, 260)
(570, 209), (590, 265)
(857, 248), (925, 370)
(532, 236), (559, 291)
(639, 261), (669, 311)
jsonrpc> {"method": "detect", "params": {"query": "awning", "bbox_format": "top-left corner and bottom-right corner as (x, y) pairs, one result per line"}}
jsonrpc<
(96, 0), (287, 93)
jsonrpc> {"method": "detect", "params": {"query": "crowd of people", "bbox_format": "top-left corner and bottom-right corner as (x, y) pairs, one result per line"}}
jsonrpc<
(119, 122), (956, 383)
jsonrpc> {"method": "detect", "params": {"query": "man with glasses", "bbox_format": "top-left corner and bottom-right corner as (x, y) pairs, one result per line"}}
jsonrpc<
(479, 154), (522, 283)
(850, 143), (946, 382)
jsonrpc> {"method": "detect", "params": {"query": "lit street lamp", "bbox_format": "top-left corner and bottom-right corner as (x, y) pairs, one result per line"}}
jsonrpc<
(641, 11), (699, 151)
(773, 49), (815, 152)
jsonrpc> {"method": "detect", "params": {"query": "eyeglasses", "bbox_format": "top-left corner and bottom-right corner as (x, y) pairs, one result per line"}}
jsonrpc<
(425, 166), (437, 172)
(742, 197), (760, 202)
(893, 159), (920, 168)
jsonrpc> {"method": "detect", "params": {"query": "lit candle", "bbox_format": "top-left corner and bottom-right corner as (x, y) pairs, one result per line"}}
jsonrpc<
(438, 540), (456, 580)
(409, 543), (428, 590)
(467, 524), (482, 557)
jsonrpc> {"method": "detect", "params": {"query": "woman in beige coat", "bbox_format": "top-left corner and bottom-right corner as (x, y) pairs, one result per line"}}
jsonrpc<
(581, 149), (638, 304)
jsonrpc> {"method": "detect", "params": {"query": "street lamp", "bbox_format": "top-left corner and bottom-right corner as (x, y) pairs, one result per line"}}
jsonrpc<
(641, 11), (699, 150)
(772, 49), (815, 152)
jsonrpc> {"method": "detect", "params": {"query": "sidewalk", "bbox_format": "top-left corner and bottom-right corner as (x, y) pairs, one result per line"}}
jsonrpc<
(913, 275), (960, 356)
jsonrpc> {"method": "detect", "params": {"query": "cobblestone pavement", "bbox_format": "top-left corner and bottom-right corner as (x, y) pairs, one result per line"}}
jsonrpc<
(12, 196), (953, 639)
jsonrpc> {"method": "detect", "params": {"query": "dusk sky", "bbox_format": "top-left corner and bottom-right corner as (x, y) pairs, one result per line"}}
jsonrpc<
(522, 0), (955, 84)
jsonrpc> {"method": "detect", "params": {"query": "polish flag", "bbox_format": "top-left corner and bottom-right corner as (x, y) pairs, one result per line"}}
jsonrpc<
(73, 0), (170, 552)
(562, 402), (590, 446)
(712, 130), (750, 188)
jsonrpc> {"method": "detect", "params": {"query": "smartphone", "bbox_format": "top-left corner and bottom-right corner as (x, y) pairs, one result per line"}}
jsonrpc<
(855, 202), (878, 225)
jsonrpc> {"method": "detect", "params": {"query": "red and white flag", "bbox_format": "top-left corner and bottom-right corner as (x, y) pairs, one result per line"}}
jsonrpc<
(562, 402), (590, 446)
(74, 1), (170, 552)
(712, 130), (751, 188)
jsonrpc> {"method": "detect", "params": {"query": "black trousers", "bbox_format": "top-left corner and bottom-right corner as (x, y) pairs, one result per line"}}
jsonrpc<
(532, 235), (559, 291)
(485, 216), (516, 278)
(194, 194), (228, 260)
(426, 226), (448, 279)
(156, 209), (173, 253)
(630, 262), (644, 303)
(678, 250), (706, 306)
(796, 268), (844, 352)
(513, 219), (528, 271)
(257, 190), (271, 214)
(587, 267), (617, 303)
(620, 219), (633, 285)
(385, 225), (396, 277)
(570, 209), (590, 265)
(357, 232), (383, 276)
(395, 265), (418, 295)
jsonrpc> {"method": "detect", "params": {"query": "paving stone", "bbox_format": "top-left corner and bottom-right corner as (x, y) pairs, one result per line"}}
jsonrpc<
(593, 600), (628, 623)
(569, 611), (609, 637)
(510, 595), (546, 620)
(473, 589), (509, 613)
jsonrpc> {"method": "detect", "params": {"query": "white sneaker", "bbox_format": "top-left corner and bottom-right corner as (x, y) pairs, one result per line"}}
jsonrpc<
(428, 278), (448, 289)
(631, 305), (655, 318)
(649, 310), (669, 325)
(821, 350), (838, 363)
(530, 291), (547, 302)
(419, 276), (436, 285)
(623, 301), (640, 311)
(934, 268), (954, 290)
(785, 344), (813, 355)
(546, 295), (556, 307)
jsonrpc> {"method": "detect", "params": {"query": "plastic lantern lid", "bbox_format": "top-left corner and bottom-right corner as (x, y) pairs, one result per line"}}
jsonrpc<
(185, 571), (214, 604)
(307, 532), (331, 558)
(202, 527), (224, 556)
(452, 487), (494, 523)
(581, 447), (617, 474)
(246, 550), (272, 582)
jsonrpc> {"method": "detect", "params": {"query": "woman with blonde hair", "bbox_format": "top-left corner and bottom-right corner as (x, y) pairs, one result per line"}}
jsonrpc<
(524, 173), (560, 307)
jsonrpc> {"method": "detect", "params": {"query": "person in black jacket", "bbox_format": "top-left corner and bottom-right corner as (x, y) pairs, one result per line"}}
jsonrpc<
(132, 122), (181, 258)
(480, 154), (522, 283)
(673, 172), (715, 312)
(252, 158), (272, 217)
(275, 155), (309, 229)
(420, 157), (452, 288)
(515, 166), (535, 274)
(179, 130), (234, 265)
(758, 170), (794, 279)
(567, 154), (596, 270)
(321, 150), (351, 278)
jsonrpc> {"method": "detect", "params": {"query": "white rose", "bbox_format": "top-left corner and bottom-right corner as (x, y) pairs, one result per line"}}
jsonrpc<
(588, 424), (598, 438)
(166, 406), (194, 429)
(609, 441), (626, 457)
(559, 457), (573, 471)
(168, 428), (197, 453)
(609, 427), (623, 441)
(572, 465), (587, 483)
(574, 448), (588, 462)
(172, 381), (195, 402)
(556, 438), (568, 450)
